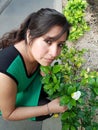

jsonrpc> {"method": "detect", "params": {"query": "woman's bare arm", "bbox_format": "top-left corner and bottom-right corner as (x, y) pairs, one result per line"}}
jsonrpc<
(0, 73), (67, 121)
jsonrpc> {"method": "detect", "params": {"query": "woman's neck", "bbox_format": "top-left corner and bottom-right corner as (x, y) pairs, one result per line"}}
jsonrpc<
(14, 41), (39, 76)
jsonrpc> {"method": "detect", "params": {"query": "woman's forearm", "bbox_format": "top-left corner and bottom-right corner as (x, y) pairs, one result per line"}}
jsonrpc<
(3, 105), (48, 121)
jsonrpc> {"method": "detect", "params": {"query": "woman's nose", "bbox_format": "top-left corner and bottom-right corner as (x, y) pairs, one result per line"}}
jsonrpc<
(49, 45), (59, 58)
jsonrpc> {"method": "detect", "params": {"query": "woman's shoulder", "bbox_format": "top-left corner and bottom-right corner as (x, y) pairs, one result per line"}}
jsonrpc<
(0, 45), (18, 57)
(0, 45), (19, 72)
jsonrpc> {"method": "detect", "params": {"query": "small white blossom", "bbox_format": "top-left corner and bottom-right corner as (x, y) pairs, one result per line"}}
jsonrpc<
(87, 67), (90, 72)
(71, 91), (81, 100)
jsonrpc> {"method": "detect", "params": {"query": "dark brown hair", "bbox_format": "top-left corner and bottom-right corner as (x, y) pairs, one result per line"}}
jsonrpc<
(0, 8), (71, 49)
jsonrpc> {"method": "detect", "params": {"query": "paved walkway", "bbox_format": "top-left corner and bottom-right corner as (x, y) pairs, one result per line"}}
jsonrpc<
(0, 0), (62, 130)
(0, 0), (62, 37)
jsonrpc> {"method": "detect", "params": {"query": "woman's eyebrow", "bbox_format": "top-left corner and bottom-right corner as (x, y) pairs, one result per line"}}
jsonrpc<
(60, 41), (66, 43)
(43, 35), (66, 43)
(43, 35), (54, 39)
(44, 36), (66, 43)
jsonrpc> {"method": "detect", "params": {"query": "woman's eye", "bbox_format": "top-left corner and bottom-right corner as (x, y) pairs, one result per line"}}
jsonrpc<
(44, 39), (52, 45)
(58, 43), (64, 48)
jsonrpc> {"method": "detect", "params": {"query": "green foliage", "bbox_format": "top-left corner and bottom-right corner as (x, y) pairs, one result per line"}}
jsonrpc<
(40, 46), (98, 130)
(40, 0), (98, 130)
(63, 0), (90, 41)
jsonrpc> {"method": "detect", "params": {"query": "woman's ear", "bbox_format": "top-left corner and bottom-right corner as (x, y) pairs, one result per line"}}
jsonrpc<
(26, 29), (31, 44)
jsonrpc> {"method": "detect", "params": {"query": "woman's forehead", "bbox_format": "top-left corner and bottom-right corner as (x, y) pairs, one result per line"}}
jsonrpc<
(45, 26), (63, 36)
(42, 26), (67, 41)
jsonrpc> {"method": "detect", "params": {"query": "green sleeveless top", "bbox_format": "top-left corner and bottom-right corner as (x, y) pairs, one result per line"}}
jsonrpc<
(0, 46), (42, 121)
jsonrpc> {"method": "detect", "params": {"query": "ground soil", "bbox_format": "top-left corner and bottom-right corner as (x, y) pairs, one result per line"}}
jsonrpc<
(62, 0), (98, 70)
(62, 0), (98, 123)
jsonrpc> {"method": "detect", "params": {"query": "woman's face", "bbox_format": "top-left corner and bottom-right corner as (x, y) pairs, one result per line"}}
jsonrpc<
(27, 26), (67, 66)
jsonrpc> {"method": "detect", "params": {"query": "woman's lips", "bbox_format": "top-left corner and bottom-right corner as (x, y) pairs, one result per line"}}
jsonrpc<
(44, 58), (54, 63)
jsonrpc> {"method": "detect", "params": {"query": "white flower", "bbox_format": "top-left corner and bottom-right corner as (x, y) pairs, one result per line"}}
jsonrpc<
(87, 67), (90, 72)
(71, 91), (81, 100)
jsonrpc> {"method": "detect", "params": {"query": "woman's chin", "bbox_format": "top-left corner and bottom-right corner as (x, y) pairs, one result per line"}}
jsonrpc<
(40, 62), (51, 66)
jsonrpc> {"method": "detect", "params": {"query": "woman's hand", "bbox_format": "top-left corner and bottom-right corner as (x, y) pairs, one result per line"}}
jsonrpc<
(47, 98), (68, 114)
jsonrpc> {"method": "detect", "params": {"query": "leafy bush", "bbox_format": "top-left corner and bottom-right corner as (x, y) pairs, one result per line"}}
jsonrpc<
(63, 0), (90, 41)
(40, 46), (98, 130)
(40, 0), (98, 130)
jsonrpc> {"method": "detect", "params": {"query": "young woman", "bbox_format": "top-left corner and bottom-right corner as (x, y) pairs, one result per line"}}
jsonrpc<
(0, 8), (70, 121)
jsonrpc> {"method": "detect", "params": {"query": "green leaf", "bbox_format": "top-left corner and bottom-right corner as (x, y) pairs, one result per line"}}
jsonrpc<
(68, 86), (76, 95)
(78, 110), (85, 118)
(71, 126), (76, 130)
(94, 87), (98, 95)
(42, 75), (50, 84)
(88, 78), (96, 86)
(48, 89), (54, 96)
(40, 66), (51, 74)
(92, 127), (97, 130)
(52, 65), (62, 73)
(62, 123), (70, 130)
(69, 112), (76, 118)
(44, 83), (54, 92)
(60, 96), (70, 106)
(70, 99), (76, 107)
(61, 112), (70, 120)
(52, 74), (58, 83)
(85, 126), (92, 130)
(95, 77), (98, 87)
(67, 102), (73, 110)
